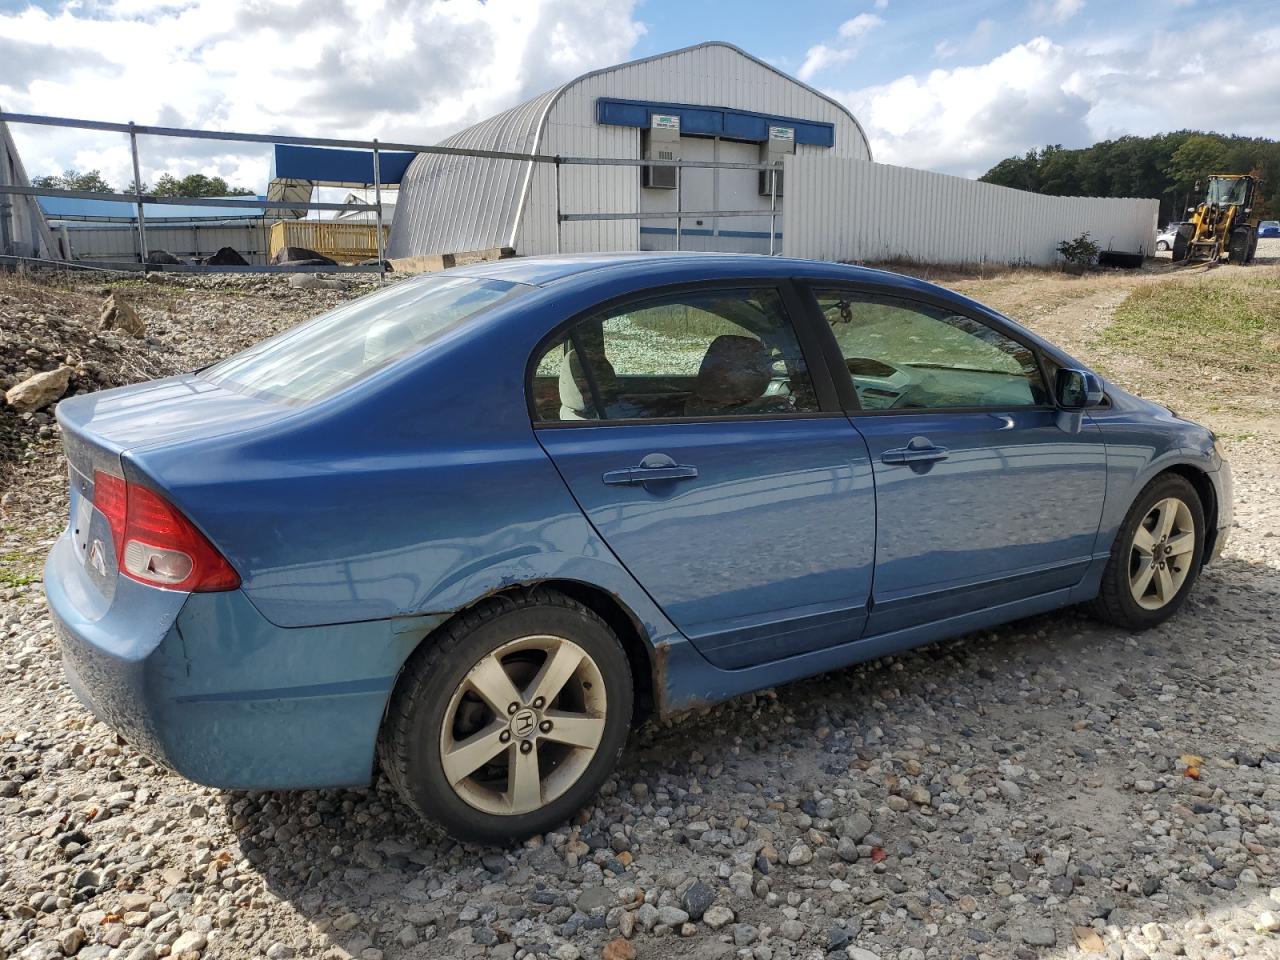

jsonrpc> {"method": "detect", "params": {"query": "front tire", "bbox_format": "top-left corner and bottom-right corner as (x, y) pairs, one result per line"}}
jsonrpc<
(380, 589), (633, 843)
(1228, 229), (1251, 264)
(1171, 231), (1190, 262)
(1090, 474), (1204, 630)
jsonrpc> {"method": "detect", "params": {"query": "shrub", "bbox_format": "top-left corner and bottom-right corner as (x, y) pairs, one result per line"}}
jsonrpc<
(1057, 232), (1100, 266)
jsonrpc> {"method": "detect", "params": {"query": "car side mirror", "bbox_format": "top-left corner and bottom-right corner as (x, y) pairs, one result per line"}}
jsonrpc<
(1055, 368), (1104, 410)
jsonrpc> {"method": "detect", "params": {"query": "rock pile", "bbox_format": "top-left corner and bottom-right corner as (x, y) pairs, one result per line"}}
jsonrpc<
(98, 293), (145, 337)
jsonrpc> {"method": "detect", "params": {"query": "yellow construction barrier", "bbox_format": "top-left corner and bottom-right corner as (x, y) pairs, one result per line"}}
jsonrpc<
(269, 220), (390, 264)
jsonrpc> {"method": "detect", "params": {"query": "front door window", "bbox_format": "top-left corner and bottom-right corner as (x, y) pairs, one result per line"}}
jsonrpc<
(811, 290), (1048, 411)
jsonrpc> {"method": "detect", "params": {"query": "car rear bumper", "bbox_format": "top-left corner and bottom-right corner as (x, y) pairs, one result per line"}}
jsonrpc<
(46, 532), (441, 790)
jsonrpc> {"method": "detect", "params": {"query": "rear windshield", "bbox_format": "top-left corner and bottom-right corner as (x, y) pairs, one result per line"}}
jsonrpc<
(203, 275), (524, 403)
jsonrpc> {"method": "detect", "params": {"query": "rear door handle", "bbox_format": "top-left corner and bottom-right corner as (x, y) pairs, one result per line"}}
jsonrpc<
(603, 464), (699, 485)
(602, 453), (699, 486)
(881, 436), (949, 465)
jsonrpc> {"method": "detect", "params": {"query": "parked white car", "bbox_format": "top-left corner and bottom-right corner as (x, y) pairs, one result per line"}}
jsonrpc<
(1156, 222), (1186, 251)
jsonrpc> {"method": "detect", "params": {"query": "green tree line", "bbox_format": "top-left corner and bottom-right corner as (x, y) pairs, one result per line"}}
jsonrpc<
(980, 132), (1280, 225)
(31, 168), (255, 198)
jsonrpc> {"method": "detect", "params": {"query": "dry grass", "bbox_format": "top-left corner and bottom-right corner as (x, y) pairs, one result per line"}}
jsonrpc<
(1100, 270), (1280, 418)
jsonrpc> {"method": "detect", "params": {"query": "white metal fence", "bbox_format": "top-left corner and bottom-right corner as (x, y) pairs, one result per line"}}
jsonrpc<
(782, 155), (1160, 266)
(62, 222), (270, 264)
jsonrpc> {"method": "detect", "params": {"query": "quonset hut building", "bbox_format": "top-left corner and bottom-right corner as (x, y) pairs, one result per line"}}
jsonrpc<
(387, 42), (872, 259)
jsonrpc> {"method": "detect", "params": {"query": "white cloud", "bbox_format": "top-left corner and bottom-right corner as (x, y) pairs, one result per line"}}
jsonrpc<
(829, 15), (1280, 178)
(838, 12), (884, 39)
(932, 17), (994, 61)
(834, 37), (1090, 174)
(0, 0), (645, 191)
(798, 45), (852, 82)
(971, 18), (996, 48)
(931, 17), (998, 63)
(798, 12), (884, 81)
(1030, 0), (1084, 24)
(874, 0), (888, 8)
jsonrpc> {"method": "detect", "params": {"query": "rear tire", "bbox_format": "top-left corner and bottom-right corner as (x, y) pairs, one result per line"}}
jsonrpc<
(1090, 474), (1204, 630)
(379, 588), (633, 844)
(1171, 231), (1189, 263)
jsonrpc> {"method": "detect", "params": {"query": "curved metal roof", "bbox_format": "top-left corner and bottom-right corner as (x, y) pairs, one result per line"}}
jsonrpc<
(388, 84), (563, 258)
(387, 42), (871, 259)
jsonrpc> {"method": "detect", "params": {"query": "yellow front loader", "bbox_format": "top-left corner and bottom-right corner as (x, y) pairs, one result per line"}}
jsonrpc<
(1172, 174), (1259, 264)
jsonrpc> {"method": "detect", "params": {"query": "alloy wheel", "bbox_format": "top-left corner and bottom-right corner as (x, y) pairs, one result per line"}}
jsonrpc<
(1128, 497), (1195, 610)
(439, 635), (607, 816)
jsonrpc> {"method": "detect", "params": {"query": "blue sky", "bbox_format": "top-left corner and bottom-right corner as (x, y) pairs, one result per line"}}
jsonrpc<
(1, 0), (1275, 189)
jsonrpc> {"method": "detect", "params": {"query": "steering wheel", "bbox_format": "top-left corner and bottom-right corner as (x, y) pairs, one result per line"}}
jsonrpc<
(887, 384), (929, 409)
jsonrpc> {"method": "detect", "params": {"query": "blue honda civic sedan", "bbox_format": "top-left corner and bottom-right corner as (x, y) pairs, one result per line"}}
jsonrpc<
(46, 253), (1231, 842)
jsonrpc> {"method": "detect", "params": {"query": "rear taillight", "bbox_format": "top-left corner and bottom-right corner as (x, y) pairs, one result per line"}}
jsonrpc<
(93, 471), (240, 592)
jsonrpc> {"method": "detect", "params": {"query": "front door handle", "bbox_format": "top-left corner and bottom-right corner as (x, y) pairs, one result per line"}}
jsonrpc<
(602, 453), (699, 486)
(881, 436), (950, 465)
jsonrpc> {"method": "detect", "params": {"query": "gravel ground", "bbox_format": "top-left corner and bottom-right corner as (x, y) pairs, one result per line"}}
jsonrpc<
(1, 265), (1278, 960)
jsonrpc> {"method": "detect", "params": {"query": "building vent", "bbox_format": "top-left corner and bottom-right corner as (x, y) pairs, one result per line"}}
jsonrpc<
(642, 114), (680, 190)
(758, 125), (794, 198)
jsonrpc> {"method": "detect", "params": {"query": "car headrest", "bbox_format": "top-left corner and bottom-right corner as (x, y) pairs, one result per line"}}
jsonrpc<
(691, 335), (772, 407)
(558, 347), (617, 420)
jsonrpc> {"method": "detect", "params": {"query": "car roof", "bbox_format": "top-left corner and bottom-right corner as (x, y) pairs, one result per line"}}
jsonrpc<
(442, 251), (942, 294)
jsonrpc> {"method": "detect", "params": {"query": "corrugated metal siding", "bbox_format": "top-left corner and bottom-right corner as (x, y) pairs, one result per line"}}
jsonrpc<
(392, 42), (871, 258)
(782, 155), (1159, 266)
(1, 115), (58, 259)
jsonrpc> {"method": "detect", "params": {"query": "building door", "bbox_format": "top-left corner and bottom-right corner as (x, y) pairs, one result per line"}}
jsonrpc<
(638, 136), (715, 252)
(715, 139), (776, 254)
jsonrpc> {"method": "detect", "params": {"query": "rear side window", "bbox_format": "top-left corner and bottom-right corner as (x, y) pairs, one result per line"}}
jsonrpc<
(205, 276), (523, 403)
(530, 287), (818, 423)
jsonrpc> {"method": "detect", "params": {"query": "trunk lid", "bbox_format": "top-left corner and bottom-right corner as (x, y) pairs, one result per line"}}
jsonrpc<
(55, 374), (288, 606)
(57, 373), (286, 454)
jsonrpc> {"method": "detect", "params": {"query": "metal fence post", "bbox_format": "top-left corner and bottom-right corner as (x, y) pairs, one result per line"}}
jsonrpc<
(675, 159), (682, 252)
(769, 162), (777, 257)
(128, 122), (148, 264)
(372, 139), (386, 284)
(555, 157), (562, 255)
(0, 143), (12, 257)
